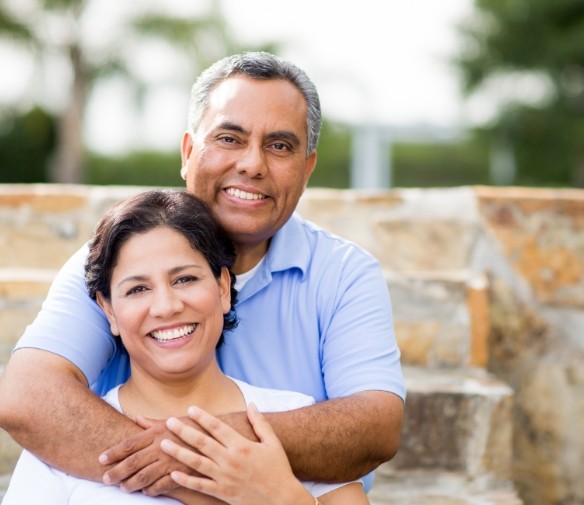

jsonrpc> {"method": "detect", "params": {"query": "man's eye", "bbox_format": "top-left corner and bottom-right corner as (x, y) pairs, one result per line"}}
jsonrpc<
(272, 143), (288, 151)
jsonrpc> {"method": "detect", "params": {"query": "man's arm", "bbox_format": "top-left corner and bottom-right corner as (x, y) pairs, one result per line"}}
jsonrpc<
(0, 348), (140, 480)
(224, 391), (404, 482)
(102, 389), (403, 495)
(0, 349), (239, 505)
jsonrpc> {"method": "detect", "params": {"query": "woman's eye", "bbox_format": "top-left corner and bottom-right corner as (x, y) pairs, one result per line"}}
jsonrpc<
(175, 275), (197, 285)
(126, 285), (147, 296)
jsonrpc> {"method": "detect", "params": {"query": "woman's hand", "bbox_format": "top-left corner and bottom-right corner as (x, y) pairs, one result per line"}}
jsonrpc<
(161, 403), (315, 505)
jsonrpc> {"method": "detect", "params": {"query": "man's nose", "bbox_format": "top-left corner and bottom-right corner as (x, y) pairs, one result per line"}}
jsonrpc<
(236, 144), (267, 179)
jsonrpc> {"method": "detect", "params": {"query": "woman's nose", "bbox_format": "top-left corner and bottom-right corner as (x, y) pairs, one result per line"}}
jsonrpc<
(149, 287), (183, 318)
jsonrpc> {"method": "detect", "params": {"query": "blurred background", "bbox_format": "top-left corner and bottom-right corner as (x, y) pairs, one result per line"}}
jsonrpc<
(0, 0), (583, 189)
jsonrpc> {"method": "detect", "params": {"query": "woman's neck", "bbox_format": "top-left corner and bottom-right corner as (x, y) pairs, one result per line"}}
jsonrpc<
(118, 364), (244, 420)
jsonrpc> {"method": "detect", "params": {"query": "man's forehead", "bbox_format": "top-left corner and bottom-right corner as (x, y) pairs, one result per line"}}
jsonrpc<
(203, 76), (308, 134)
(208, 75), (304, 108)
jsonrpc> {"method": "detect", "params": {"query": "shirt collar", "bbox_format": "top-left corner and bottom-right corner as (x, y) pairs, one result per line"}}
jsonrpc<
(265, 212), (310, 280)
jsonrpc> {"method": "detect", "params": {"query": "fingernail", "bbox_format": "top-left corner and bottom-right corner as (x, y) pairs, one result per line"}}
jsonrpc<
(160, 439), (172, 451)
(98, 453), (108, 465)
(103, 473), (112, 485)
(187, 405), (200, 416)
(166, 417), (178, 429)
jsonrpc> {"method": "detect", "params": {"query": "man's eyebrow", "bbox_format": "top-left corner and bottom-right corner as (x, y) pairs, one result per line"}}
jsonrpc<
(265, 130), (301, 148)
(214, 122), (302, 149)
(215, 121), (248, 135)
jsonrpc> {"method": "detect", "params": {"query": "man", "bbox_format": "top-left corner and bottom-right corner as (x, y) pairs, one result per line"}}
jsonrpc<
(0, 52), (405, 501)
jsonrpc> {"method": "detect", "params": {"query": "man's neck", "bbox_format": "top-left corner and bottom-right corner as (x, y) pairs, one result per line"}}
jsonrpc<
(233, 240), (270, 275)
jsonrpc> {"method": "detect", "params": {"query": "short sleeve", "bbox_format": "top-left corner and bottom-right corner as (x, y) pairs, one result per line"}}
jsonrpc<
(15, 244), (116, 386)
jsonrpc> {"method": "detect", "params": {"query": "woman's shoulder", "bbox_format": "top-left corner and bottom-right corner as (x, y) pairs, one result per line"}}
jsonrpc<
(230, 378), (315, 412)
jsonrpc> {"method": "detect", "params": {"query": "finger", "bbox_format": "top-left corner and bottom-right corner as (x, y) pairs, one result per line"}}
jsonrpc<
(102, 448), (158, 486)
(170, 470), (219, 497)
(118, 460), (166, 493)
(161, 438), (217, 478)
(141, 474), (179, 497)
(99, 432), (152, 466)
(135, 414), (156, 430)
(166, 416), (227, 459)
(185, 406), (241, 447)
(246, 402), (280, 445)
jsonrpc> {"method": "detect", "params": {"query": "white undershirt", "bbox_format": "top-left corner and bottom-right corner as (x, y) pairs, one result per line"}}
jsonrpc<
(234, 255), (266, 291)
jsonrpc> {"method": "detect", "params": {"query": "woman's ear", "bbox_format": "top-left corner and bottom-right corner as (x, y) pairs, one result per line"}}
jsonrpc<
(96, 292), (120, 336)
(218, 267), (232, 315)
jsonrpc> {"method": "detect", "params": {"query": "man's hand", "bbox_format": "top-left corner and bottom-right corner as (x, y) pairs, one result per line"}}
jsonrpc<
(100, 409), (256, 496)
(100, 415), (198, 495)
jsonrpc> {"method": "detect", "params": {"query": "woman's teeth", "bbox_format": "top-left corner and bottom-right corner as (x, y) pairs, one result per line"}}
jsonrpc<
(150, 324), (196, 342)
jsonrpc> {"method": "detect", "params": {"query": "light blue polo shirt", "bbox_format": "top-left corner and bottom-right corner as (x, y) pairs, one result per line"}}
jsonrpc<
(16, 212), (405, 490)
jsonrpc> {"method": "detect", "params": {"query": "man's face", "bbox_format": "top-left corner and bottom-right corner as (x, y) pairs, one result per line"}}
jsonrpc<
(181, 76), (317, 249)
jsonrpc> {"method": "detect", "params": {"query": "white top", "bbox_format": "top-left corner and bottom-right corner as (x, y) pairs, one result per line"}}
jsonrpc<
(2, 378), (353, 504)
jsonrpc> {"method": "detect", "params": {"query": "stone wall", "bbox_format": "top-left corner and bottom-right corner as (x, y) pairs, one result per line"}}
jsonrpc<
(1, 184), (583, 504)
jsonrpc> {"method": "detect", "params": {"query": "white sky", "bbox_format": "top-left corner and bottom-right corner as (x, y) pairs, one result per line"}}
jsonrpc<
(222, 0), (473, 126)
(0, 0), (476, 154)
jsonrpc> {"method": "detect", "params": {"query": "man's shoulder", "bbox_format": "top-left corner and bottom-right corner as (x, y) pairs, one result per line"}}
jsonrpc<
(290, 213), (376, 262)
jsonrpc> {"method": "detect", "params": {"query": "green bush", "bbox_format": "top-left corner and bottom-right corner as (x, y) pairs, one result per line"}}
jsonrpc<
(87, 150), (183, 187)
(308, 120), (351, 188)
(393, 137), (490, 188)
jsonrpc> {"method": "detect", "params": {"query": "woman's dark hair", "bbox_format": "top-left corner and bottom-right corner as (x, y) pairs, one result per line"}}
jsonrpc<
(85, 190), (238, 338)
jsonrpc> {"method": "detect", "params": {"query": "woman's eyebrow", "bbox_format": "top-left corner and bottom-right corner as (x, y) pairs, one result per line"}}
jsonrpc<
(116, 264), (204, 288)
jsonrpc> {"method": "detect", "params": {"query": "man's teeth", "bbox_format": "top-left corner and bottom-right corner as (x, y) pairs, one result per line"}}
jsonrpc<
(150, 324), (196, 342)
(226, 188), (266, 200)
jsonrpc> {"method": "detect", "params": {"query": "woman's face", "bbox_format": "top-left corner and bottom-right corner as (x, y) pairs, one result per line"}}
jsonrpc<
(97, 226), (231, 382)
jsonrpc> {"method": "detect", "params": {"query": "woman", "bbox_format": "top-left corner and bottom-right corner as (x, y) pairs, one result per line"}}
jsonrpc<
(3, 190), (368, 505)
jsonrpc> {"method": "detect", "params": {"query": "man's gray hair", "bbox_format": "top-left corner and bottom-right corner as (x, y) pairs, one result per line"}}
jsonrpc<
(188, 52), (321, 157)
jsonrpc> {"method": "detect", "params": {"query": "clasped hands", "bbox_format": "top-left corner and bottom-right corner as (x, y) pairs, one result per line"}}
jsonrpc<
(98, 404), (300, 504)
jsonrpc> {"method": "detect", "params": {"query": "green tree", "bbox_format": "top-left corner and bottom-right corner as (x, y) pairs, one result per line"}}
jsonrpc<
(0, 0), (271, 183)
(456, 0), (584, 187)
(0, 107), (56, 182)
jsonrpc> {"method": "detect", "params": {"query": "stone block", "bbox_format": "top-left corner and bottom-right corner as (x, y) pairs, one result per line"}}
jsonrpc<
(370, 471), (523, 505)
(476, 186), (584, 307)
(380, 367), (514, 488)
(0, 270), (54, 365)
(0, 429), (21, 475)
(388, 272), (490, 369)
(297, 187), (480, 273)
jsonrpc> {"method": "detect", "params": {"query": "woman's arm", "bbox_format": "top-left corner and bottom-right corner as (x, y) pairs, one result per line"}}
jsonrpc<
(317, 482), (369, 505)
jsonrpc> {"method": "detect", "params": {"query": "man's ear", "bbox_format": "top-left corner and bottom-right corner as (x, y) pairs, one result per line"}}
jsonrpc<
(181, 132), (193, 165)
(303, 151), (317, 187)
(180, 132), (194, 180)
(96, 292), (120, 336)
(218, 267), (232, 315)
